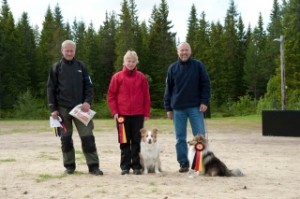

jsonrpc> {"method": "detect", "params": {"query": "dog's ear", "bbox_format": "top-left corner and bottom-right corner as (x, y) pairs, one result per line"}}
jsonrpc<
(152, 129), (158, 136)
(140, 128), (146, 135)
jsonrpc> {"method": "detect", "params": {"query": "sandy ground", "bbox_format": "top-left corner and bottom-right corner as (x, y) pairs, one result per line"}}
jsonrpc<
(0, 119), (300, 199)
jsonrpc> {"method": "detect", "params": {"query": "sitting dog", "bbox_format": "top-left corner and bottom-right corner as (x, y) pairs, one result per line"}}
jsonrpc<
(139, 128), (162, 174)
(187, 134), (244, 177)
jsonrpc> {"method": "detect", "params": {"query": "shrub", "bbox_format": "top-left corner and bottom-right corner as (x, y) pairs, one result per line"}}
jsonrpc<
(231, 95), (257, 116)
(13, 90), (48, 119)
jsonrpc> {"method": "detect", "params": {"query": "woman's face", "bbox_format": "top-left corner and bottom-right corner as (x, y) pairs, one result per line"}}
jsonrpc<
(124, 56), (137, 70)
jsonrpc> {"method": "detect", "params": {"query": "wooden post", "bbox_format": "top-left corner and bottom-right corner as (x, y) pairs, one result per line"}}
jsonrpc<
(279, 35), (286, 110)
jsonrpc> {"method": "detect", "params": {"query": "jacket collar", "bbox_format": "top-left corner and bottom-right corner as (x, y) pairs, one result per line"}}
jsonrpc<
(122, 66), (137, 76)
(62, 57), (75, 65)
(178, 57), (192, 65)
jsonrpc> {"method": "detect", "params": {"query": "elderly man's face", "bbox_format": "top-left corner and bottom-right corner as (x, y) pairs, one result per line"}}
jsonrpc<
(61, 44), (75, 61)
(177, 43), (191, 62)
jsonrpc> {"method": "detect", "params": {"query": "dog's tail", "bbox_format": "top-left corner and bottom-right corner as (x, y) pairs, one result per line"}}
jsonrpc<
(229, 168), (244, 177)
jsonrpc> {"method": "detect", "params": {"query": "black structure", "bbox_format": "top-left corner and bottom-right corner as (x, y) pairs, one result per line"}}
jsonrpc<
(262, 110), (300, 137)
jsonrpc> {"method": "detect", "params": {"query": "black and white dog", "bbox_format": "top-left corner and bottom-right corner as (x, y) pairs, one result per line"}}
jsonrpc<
(188, 134), (244, 177)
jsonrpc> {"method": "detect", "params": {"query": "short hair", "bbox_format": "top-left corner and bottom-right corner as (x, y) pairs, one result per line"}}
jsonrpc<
(176, 42), (191, 51)
(61, 40), (76, 50)
(123, 50), (139, 64)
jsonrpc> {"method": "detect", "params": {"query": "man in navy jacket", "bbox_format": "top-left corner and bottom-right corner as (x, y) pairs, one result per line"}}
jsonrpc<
(164, 42), (211, 173)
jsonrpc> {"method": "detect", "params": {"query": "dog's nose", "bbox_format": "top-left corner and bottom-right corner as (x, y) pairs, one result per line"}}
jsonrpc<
(148, 140), (152, 144)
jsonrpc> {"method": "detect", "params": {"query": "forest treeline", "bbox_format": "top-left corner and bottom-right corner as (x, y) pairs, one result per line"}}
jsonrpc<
(0, 0), (300, 119)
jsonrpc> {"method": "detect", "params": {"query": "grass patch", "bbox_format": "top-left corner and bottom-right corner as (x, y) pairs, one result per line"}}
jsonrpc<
(37, 152), (59, 160)
(35, 173), (66, 183)
(75, 150), (85, 163)
(0, 158), (16, 162)
(0, 115), (262, 135)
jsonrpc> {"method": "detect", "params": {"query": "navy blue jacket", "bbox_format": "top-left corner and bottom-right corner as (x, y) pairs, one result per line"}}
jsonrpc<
(164, 58), (211, 111)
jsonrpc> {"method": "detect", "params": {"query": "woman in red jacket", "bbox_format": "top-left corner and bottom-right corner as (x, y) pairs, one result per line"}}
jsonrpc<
(107, 50), (151, 175)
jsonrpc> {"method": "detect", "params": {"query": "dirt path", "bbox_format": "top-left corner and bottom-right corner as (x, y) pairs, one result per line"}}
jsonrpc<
(0, 119), (300, 199)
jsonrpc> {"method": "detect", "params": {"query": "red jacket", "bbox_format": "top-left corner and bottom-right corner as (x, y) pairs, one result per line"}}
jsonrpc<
(107, 66), (151, 117)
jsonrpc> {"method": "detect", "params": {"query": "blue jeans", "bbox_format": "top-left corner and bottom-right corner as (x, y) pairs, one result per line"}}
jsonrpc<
(173, 107), (205, 166)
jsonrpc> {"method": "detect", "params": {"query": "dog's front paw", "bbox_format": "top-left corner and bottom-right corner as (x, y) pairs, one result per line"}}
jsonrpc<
(188, 169), (194, 175)
(155, 170), (160, 174)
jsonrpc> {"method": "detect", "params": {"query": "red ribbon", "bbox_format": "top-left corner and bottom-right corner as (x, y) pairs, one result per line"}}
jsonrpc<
(117, 117), (127, 143)
(192, 143), (205, 172)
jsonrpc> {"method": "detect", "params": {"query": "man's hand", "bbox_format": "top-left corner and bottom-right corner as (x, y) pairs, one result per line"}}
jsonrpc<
(51, 110), (59, 120)
(167, 111), (173, 120)
(81, 102), (90, 112)
(199, 104), (207, 112)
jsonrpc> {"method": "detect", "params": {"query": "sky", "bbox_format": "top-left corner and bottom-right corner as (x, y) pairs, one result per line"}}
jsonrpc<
(3, 0), (275, 40)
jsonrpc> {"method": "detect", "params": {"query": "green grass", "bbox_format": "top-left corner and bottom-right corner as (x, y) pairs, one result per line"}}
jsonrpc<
(209, 114), (261, 121)
(0, 158), (16, 163)
(0, 115), (262, 135)
(37, 152), (59, 161)
(35, 173), (66, 183)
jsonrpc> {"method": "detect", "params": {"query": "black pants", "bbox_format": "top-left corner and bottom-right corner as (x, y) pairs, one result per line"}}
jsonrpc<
(119, 115), (144, 171)
(58, 106), (99, 171)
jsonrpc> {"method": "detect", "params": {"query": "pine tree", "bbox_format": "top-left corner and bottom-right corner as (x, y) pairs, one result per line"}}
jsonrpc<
(236, 16), (247, 97)
(73, 21), (87, 61)
(244, 14), (269, 100)
(15, 12), (38, 96)
(0, 1), (18, 109)
(221, 0), (241, 103)
(256, 0), (283, 110)
(193, 11), (210, 63)
(186, 4), (199, 48)
(282, 0), (300, 108)
(85, 22), (102, 101)
(36, 6), (57, 98)
(98, 12), (118, 99)
(135, 21), (150, 76)
(148, 0), (176, 108)
(115, 0), (135, 70)
(207, 22), (225, 106)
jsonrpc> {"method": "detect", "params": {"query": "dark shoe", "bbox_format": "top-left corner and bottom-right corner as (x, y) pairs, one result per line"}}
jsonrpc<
(89, 168), (103, 176)
(133, 169), (142, 175)
(121, 170), (129, 175)
(179, 164), (189, 173)
(64, 168), (75, 174)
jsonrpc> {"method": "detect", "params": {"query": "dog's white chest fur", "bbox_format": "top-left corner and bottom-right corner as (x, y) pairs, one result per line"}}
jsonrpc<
(140, 142), (160, 162)
(188, 145), (197, 168)
(139, 128), (161, 174)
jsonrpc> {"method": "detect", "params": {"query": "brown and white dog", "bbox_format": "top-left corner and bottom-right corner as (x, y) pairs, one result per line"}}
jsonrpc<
(139, 128), (162, 174)
(187, 134), (244, 177)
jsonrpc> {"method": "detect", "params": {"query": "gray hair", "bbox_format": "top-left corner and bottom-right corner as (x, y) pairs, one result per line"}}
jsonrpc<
(176, 42), (191, 51)
(61, 40), (76, 50)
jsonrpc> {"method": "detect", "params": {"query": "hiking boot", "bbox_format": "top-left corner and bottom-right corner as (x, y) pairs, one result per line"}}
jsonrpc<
(133, 169), (142, 175)
(179, 164), (189, 173)
(121, 170), (129, 175)
(64, 167), (75, 175)
(89, 168), (103, 176)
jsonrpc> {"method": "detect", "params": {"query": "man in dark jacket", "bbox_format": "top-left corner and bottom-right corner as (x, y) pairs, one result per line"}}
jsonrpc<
(47, 40), (103, 176)
(164, 42), (211, 173)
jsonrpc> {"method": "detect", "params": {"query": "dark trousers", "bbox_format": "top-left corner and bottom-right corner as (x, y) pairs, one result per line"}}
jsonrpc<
(119, 115), (144, 171)
(58, 106), (99, 171)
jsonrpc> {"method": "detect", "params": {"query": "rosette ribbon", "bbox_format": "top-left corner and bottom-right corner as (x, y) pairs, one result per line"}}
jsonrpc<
(116, 116), (127, 143)
(191, 142), (205, 172)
